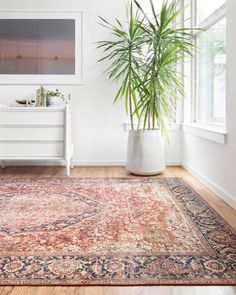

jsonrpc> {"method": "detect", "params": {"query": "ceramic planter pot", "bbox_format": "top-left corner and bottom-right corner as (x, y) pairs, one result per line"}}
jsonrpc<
(126, 129), (166, 175)
(47, 96), (63, 107)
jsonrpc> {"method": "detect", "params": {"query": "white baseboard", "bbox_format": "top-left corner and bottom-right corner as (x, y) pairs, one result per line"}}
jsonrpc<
(183, 162), (236, 209)
(2, 160), (126, 166)
(73, 160), (182, 166)
(73, 160), (125, 166)
(166, 161), (182, 166)
(1, 159), (182, 167)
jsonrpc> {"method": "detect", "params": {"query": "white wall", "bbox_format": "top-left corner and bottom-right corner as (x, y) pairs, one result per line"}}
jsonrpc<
(0, 0), (182, 166)
(183, 0), (236, 208)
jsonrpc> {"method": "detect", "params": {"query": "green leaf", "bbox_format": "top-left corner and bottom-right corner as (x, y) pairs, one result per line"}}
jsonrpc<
(97, 0), (198, 138)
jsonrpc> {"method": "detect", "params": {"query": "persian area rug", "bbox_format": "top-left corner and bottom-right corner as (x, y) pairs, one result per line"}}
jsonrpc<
(0, 178), (235, 286)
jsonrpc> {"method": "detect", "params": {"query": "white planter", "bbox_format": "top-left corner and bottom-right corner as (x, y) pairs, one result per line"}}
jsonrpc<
(126, 129), (166, 175)
(47, 96), (64, 107)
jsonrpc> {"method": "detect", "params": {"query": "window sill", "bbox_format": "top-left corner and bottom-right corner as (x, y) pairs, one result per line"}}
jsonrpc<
(183, 123), (227, 144)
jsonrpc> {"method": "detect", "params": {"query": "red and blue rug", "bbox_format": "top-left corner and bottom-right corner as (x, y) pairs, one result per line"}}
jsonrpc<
(0, 177), (235, 285)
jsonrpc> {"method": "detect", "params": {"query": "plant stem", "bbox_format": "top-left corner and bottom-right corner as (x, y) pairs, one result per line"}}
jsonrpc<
(129, 55), (134, 130)
(148, 111), (151, 130)
(152, 102), (155, 130)
(129, 83), (134, 131)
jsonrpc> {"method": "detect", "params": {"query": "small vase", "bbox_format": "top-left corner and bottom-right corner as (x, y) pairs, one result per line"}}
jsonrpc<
(47, 96), (64, 107)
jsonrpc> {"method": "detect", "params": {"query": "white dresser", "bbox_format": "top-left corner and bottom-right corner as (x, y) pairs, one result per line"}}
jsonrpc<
(0, 105), (73, 176)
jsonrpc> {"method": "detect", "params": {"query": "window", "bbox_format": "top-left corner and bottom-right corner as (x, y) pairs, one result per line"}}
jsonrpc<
(197, 0), (226, 24)
(193, 1), (226, 127)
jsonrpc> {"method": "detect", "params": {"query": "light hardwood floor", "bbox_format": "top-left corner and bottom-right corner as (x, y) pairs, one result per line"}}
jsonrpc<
(0, 166), (235, 295)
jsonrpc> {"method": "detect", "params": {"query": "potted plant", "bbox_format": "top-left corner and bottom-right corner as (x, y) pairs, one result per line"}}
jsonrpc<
(46, 89), (71, 107)
(97, 0), (196, 175)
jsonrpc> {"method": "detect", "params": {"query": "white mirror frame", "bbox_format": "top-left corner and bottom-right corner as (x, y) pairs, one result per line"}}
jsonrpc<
(0, 11), (83, 85)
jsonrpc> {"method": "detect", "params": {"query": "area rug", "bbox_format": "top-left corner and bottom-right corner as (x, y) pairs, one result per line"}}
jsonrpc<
(0, 177), (235, 286)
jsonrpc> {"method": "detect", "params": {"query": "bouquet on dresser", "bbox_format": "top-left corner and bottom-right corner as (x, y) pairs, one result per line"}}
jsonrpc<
(35, 86), (71, 107)
(36, 86), (47, 107)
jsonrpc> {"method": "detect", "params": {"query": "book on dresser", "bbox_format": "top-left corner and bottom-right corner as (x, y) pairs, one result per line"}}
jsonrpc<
(0, 105), (73, 176)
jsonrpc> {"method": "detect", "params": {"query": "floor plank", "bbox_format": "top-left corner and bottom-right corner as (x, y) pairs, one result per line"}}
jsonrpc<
(0, 166), (235, 295)
(0, 286), (235, 295)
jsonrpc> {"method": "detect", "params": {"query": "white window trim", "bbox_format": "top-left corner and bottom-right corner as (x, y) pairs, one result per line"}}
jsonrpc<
(193, 4), (226, 36)
(183, 123), (226, 144)
(185, 1), (227, 144)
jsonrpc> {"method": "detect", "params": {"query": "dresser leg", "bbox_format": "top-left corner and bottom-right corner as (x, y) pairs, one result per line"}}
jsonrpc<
(71, 145), (74, 169)
(66, 159), (70, 176)
(1, 161), (6, 169)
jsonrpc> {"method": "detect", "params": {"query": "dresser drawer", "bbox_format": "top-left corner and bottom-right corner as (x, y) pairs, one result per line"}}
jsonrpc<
(0, 142), (64, 158)
(0, 109), (64, 125)
(0, 127), (64, 141)
(0, 106), (72, 175)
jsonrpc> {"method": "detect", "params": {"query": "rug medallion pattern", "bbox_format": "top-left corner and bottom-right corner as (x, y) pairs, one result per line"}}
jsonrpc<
(0, 178), (235, 285)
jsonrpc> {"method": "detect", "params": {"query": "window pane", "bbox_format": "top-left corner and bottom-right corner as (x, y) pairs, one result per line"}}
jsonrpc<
(197, 0), (225, 24)
(196, 18), (226, 125)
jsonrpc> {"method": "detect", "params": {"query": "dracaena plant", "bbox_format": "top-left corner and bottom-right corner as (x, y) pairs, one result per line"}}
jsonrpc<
(97, 1), (144, 130)
(97, 0), (195, 135)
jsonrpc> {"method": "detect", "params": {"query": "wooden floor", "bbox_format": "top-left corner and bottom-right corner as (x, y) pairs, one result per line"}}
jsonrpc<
(0, 166), (235, 295)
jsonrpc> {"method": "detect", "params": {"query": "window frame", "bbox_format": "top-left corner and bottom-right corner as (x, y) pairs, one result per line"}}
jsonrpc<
(191, 0), (226, 129)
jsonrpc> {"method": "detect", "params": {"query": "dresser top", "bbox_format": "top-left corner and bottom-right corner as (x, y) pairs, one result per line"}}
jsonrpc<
(0, 106), (66, 112)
